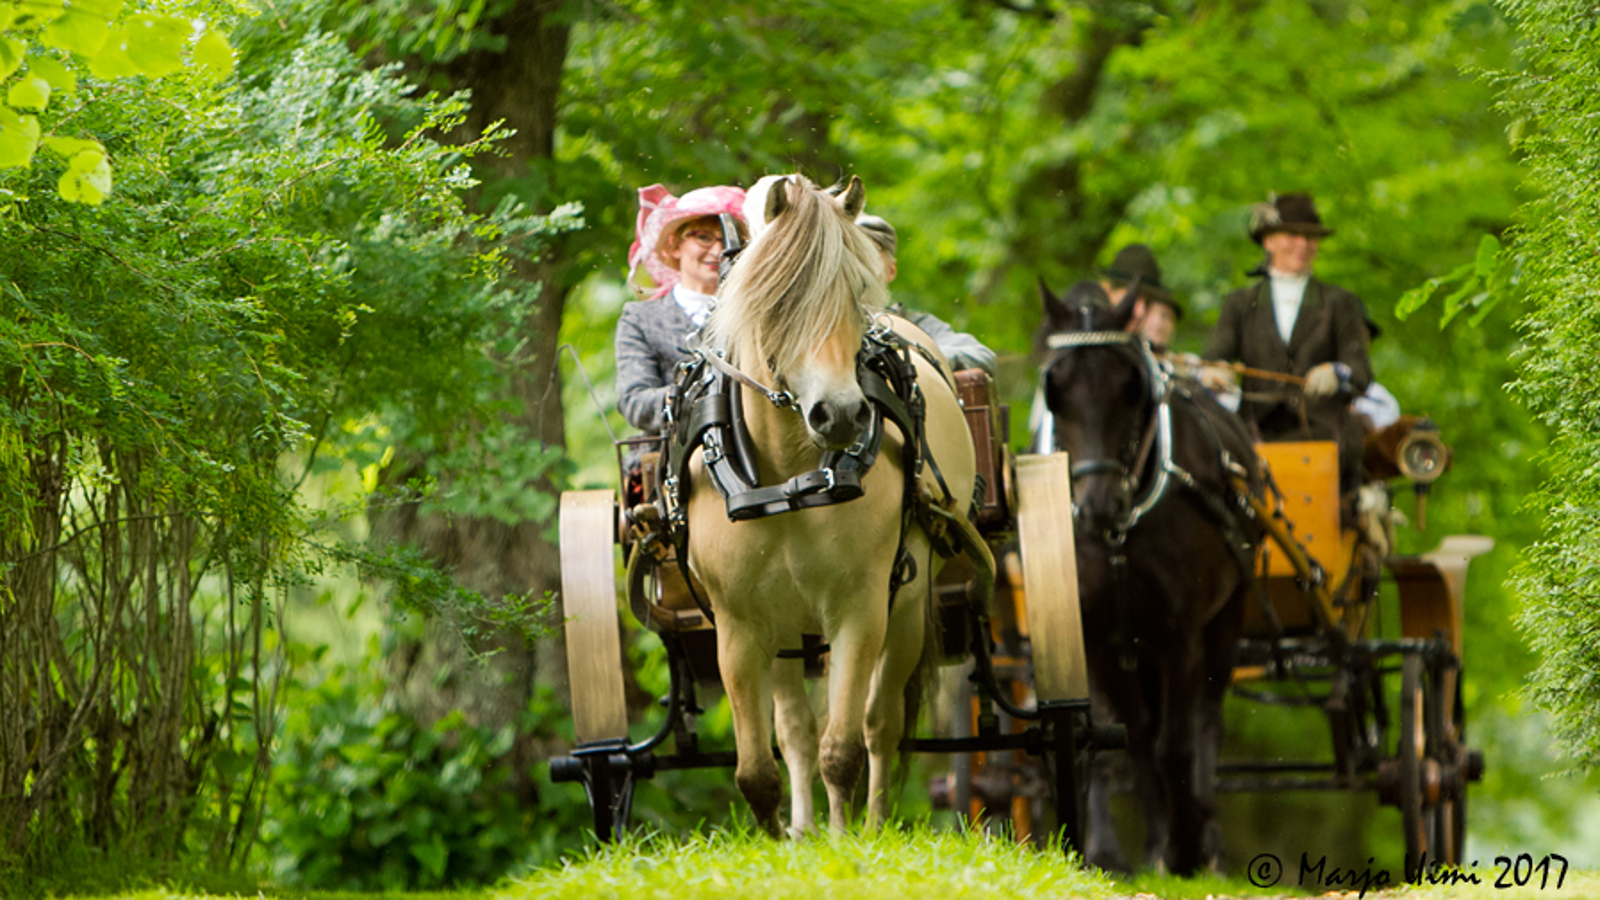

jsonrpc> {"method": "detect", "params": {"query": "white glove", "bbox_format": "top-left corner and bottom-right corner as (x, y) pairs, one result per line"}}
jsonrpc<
(1303, 362), (1345, 399)
(1198, 364), (1238, 394)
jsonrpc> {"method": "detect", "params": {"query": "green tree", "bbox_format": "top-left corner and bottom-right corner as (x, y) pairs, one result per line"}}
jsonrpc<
(0, 6), (559, 887)
(1498, 0), (1600, 773)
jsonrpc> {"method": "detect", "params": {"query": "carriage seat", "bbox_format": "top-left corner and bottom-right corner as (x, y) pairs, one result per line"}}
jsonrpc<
(954, 369), (1011, 532)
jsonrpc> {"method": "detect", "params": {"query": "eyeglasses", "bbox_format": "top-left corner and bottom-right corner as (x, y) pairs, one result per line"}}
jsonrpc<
(680, 229), (725, 247)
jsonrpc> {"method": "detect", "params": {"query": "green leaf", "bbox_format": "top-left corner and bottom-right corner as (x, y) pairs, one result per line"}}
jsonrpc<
(57, 146), (110, 204)
(0, 38), (25, 81)
(12, 0), (64, 28)
(1393, 276), (1441, 321)
(27, 55), (75, 94)
(123, 14), (189, 78)
(1438, 276), (1482, 328)
(71, 0), (125, 17)
(7, 76), (49, 110)
(1474, 232), (1501, 278)
(43, 135), (99, 157)
(410, 834), (448, 881)
(191, 28), (232, 81)
(0, 106), (40, 168)
(41, 8), (111, 57)
(85, 27), (138, 78)
(0, 7), (14, 31)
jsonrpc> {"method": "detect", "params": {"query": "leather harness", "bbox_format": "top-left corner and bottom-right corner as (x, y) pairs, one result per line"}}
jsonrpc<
(652, 323), (961, 623)
(1041, 326), (1268, 667)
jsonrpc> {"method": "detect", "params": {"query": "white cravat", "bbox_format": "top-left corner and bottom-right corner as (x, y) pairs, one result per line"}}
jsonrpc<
(1268, 269), (1310, 344)
(673, 285), (715, 329)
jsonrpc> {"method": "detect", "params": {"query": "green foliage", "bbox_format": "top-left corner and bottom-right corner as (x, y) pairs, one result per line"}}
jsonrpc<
(1396, 233), (1512, 327)
(1497, 0), (1600, 773)
(264, 666), (569, 890)
(1, 7), (572, 889)
(0, 0), (236, 202)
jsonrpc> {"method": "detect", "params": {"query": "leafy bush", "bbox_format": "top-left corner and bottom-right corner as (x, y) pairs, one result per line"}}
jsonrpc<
(264, 665), (570, 890)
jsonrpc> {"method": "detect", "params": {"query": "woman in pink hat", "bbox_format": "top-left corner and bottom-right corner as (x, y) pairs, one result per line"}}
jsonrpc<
(616, 184), (747, 433)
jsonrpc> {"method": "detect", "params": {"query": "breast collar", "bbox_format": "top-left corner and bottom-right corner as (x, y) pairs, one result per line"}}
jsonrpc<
(659, 325), (926, 523)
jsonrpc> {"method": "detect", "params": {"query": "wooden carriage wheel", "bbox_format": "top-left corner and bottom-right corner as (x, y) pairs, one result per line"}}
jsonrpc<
(1398, 654), (1428, 862)
(1013, 454), (1089, 704)
(1013, 454), (1092, 848)
(558, 490), (634, 840)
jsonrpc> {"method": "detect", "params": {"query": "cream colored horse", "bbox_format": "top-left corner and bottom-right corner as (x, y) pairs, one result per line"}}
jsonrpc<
(689, 174), (975, 836)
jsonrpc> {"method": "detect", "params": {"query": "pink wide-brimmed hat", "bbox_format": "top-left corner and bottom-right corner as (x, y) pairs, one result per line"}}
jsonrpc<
(627, 183), (746, 299)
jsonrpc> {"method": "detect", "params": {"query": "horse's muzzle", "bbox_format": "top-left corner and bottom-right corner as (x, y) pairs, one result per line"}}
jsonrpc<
(807, 396), (872, 450)
(1072, 468), (1133, 538)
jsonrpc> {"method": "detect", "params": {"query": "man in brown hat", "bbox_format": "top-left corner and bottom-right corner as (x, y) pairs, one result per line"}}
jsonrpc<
(1202, 192), (1372, 488)
(1101, 243), (1184, 348)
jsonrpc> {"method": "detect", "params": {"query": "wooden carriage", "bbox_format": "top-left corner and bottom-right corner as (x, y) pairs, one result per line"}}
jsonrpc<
(932, 423), (1488, 866)
(1218, 435), (1488, 867)
(552, 370), (1121, 845)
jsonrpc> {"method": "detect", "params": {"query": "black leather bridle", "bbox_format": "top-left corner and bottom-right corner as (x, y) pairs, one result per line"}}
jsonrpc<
(1039, 328), (1190, 543)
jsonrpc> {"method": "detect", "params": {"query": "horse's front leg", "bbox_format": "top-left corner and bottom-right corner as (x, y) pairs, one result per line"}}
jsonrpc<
(772, 656), (818, 836)
(1158, 645), (1210, 876)
(820, 617), (885, 830)
(717, 621), (784, 837)
(864, 553), (929, 828)
(1085, 686), (1133, 873)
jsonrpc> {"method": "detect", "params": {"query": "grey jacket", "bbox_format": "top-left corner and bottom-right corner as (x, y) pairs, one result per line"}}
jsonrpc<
(615, 298), (697, 434)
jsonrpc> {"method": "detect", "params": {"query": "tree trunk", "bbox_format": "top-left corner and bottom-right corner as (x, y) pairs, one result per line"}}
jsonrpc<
(374, 2), (578, 791)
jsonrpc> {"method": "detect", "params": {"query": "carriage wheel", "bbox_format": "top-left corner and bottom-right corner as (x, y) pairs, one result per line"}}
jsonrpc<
(1429, 658), (1469, 865)
(559, 490), (634, 840)
(1397, 653), (1440, 865)
(1013, 454), (1088, 704)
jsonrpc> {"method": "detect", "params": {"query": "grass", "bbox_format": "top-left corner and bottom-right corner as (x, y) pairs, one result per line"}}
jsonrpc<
(501, 826), (1116, 900)
(39, 830), (1600, 899)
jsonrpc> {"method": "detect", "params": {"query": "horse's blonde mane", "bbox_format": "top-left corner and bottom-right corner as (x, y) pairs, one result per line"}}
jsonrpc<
(706, 176), (889, 375)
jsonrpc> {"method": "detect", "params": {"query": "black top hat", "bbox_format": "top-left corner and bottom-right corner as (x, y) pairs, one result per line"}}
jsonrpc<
(1249, 192), (1335, 244)
(1101, 243), (1182, 318)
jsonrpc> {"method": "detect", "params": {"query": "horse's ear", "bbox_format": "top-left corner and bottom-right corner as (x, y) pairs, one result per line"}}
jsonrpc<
(1111, 275), (1142, 330)
(1039, 277), (1068, 326)
(839, 175), (865, 219)
(765, 176), (790, 222)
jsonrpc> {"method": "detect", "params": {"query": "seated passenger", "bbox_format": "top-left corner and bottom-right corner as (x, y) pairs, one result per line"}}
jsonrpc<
(1100, 243), (1183, 350)
(616, 183), (747, 434)
(855, 214), (996, 376)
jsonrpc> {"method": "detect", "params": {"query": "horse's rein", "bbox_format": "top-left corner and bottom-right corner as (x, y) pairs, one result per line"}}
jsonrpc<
(699, 350), (799, 412)
(1159, 352), (1308, 387)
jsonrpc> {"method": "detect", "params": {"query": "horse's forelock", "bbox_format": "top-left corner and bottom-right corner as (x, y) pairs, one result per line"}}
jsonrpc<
(709, 176), (885, 375)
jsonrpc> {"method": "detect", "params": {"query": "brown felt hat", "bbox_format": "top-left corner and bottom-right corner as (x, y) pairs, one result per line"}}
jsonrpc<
(1101, 243), (1182, 318)
(1249, 192), (1335, 244)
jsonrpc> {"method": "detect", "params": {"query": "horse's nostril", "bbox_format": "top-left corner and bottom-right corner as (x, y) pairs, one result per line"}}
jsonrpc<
(852, 401), (872, 432)
(808, 403), (833, 435)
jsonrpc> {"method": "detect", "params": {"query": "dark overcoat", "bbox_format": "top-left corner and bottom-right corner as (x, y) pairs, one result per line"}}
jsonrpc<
(1203, 277), (1372, 447)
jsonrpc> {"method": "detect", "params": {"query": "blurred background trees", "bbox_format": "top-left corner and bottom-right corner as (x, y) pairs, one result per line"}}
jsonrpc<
(3, 0), (1596, 891)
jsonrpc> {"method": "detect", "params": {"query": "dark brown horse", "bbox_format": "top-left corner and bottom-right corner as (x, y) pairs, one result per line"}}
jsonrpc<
(1036, 280), (1263, 875)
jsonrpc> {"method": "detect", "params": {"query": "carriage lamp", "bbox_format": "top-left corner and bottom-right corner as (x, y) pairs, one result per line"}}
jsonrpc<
(1396, 418), (1448, 484)
(1397, 417), (1449, 530)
